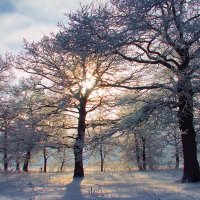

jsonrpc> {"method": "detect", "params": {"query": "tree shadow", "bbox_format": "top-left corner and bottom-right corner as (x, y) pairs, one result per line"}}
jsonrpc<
(61, 177), (86, 200)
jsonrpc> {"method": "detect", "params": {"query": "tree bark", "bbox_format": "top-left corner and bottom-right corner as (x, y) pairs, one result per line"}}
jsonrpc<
(73, 97), (87, 177)
(178, 75), (200, 182)
(23, 150), (31, 172)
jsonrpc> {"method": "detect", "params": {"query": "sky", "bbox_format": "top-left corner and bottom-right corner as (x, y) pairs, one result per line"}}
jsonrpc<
(0, 0), (108, 55)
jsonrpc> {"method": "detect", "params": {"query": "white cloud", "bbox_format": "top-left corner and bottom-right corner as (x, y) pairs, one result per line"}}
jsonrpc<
(13, 0), (71, 22)
(0, 0), (109, 54)
(2, 23), (59, 53)
(0, 13), (34, 53)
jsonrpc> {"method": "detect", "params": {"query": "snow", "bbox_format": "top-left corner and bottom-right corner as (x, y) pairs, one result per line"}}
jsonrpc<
(0, 169), (199, 200)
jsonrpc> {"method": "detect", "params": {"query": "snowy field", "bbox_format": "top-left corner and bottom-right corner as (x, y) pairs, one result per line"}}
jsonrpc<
(0, 169), (200, 200)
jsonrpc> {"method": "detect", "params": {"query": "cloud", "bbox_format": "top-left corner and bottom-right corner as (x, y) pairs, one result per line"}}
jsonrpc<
(13, 0), (71, 22)
(0, 0), (110, 54)
(0, 0), (74, 54)
(0, 13), (34, 53)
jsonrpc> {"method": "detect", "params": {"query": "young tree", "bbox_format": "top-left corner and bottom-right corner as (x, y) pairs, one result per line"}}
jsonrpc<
(58, 147), (67, 172)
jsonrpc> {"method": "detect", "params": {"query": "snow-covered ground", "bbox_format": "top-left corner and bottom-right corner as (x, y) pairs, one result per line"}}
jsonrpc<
(0, 169), (199, 200)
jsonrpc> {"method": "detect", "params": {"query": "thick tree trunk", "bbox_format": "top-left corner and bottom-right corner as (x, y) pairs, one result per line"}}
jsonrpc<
(23, 150), (31, 172)
(43, 148), (47, 173)
(74, 148), (84, 177)
(73, 97), (87, 178)
(178, 75), (200, 182)
(181, 130), (200, 182)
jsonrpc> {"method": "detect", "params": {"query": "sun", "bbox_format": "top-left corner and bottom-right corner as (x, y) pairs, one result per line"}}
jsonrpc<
(81, 76), (97, 94)
(82, 78), (96, 89)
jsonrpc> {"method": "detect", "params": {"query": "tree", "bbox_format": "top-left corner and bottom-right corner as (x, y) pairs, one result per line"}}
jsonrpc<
(0, 55), (14, 171)
(15, 34), (122, 177)
(88, 128), (115, 172)
(0, 102), (13, 171)
(8, 82), (59, 172)
(58, 147), (67, 172)
(0, 91), (24, 171)
(117, 98), (167, 171)
(119, 95), (183, 170)
(114, 0), (200, 182)
(164, 124), (182, 169)
(64, 0), (200, 182)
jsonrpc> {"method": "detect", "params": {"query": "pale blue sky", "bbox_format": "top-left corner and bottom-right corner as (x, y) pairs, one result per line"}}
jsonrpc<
(0, 0), (108, 54)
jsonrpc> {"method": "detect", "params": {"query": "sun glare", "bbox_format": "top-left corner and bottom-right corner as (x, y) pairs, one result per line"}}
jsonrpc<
(81, 76), (96, 93)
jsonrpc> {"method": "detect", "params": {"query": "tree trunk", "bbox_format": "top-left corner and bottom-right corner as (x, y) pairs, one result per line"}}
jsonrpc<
(74, 148), (84, 177)
(4, 152), (8, 171)
(60, 160), (65, 172)
(16, 159), (20, 171)
(100, 143), (104, 172)
(178, 75), (200, 182)
(175, 142), (179, 169)
(135, 133), (143, 171)
(60, 148), (66, 172)
(175, 150), (179, 169)
(73, 97), (87, 178)
(43, 148), (47, 173)
(142, 137), (146, 171)
(101, 159), (104, 172)
(23, 150), (31, 172)
(4, 132), (8, 171)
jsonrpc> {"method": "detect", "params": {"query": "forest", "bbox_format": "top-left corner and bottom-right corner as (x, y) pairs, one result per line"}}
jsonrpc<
(0, 1), (200, 197)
